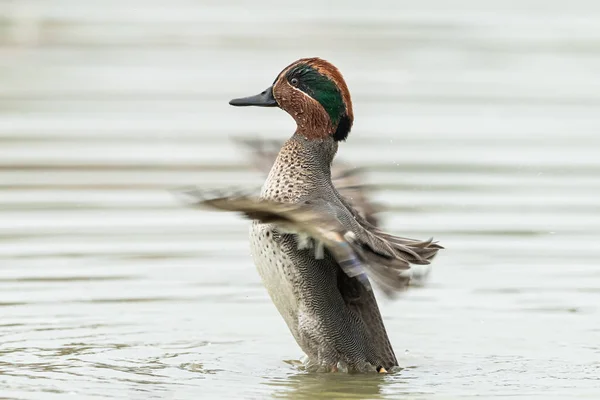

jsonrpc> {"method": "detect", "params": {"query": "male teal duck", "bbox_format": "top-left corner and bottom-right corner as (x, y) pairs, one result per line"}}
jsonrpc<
(183, 58), (442, 373)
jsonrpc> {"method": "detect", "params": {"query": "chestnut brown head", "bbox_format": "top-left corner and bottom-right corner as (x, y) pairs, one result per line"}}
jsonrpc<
(229, 58), (353, 141)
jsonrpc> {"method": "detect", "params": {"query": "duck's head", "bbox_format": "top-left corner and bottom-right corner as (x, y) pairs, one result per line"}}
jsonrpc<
(229, 58), (353, 142)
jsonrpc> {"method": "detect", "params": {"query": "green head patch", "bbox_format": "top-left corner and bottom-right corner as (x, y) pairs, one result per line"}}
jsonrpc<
(285, 64), (347, 128)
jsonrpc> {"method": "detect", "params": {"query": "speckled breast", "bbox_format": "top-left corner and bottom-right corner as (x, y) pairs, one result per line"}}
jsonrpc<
(248, 139), (317, 339)
(249, 221), (301, 336)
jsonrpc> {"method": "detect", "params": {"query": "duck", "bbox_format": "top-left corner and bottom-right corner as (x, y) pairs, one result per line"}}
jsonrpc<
(181, 58), (442, 373)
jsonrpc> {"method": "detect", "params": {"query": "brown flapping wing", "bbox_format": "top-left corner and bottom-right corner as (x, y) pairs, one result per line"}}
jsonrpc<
(334, 192), (442, 295)
(179, 187), (372, 289)
(178, 188), (442, 297)
(233, 137), (282, 174)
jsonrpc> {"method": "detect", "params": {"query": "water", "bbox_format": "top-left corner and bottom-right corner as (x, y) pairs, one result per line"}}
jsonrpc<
(1, 0), (599, 398)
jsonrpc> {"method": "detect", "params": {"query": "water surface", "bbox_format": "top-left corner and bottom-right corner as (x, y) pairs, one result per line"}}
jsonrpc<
(1, 0), (599, 398)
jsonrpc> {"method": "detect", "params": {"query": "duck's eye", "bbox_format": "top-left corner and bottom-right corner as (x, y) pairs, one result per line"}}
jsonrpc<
(290, 78), (299, 86)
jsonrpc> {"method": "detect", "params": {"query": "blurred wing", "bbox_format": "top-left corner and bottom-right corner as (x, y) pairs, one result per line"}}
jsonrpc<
(178, 188), (442, 297)
(333, 191), (442, 295)
(234, 137), (381, 226)
(329, 160), (381, 226)
(233, 137), (282, 174)
(179, 187), (372, 289)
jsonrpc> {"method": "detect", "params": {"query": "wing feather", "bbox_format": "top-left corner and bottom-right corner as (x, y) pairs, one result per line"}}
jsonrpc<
(178, 188), (442, 297)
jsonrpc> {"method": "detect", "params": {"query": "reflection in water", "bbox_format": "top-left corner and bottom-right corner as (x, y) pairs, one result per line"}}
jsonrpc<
(265, 371), (389, 399)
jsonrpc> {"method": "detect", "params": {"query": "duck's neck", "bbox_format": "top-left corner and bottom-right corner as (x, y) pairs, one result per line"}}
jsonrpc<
(261, 134), (338, 203)
(296, 118), (334, 141)
(291, 132), (338, 167)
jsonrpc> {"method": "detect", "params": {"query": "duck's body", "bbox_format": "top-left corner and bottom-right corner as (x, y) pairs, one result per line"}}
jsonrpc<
(184, 58), (441, 373)
(250, 136), (396, 372)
